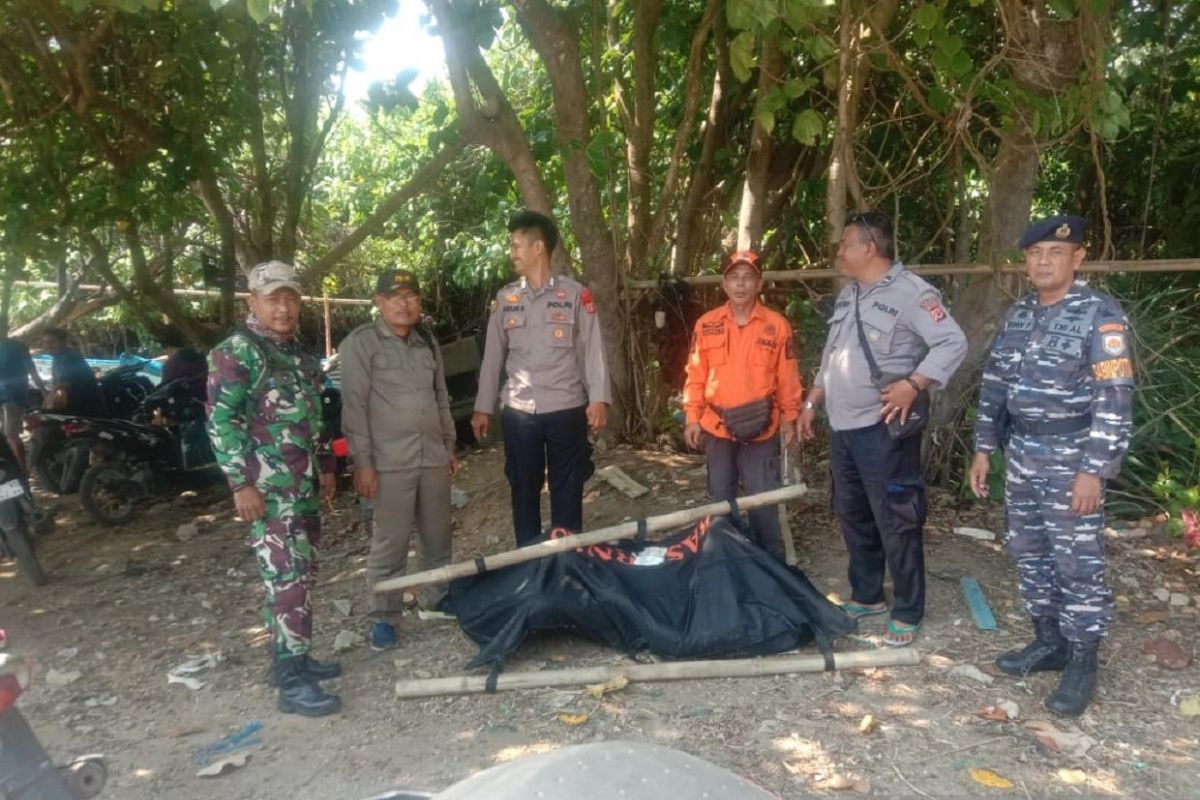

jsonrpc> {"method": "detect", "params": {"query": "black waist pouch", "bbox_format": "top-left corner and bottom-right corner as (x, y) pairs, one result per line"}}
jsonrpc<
(719, 397), (774, 442)
(877, 374), (930, 440)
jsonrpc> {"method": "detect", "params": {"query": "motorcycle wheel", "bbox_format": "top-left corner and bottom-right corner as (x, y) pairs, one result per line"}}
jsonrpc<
(80, 464), (138, 526)
(3, 520), (47, 586)
(58, 441), (91, 495)
(31, 426), (66, 494)
(63, 755), (108, 800)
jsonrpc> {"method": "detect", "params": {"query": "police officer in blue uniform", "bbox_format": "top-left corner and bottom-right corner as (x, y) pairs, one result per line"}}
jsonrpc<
(970, 214), (1134, 717)
(800, 211), (968, 648)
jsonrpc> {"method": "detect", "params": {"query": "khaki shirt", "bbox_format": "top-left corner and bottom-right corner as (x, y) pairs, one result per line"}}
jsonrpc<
(474, 275), (610, 415)
(338, 319), (455, 471)
(814, 261), (967, 432)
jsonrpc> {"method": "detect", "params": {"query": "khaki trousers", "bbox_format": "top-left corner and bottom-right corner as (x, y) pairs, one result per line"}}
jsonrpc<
(367, 466), (452, 619)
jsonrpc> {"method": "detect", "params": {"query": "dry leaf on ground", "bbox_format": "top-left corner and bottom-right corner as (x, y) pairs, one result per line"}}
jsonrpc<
(556, 713), (589, 726)
(1024, 720), (1097, 757)
(1057, 768), (1088, 785)
(584, 675), (629, 699)
(968, 767), (1014, 789)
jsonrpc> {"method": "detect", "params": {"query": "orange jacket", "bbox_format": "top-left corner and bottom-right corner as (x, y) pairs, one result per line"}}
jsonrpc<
(682, 302), (804, 441)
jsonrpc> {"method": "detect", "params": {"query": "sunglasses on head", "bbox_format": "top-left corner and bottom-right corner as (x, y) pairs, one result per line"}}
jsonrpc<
(845, 210), (890, 227)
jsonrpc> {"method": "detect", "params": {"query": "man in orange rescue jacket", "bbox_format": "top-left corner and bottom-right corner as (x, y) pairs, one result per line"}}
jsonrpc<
(683, 249), (803, 556)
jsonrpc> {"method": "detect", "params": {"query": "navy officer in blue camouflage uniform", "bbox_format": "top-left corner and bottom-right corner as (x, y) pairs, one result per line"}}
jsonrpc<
(970, 214), (1134, 717)
(800, 211), (967, 647)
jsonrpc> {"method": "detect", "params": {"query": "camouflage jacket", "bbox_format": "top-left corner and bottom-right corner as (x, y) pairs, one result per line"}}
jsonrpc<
(974, 281), (1135, 478)
(206, 316), (334, 495)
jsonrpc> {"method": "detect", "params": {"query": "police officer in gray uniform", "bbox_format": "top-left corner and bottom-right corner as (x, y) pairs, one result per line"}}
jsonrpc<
(472, 210), (610, 546)
(800, 211), (967, 647)
(970, 214), (1134, 717)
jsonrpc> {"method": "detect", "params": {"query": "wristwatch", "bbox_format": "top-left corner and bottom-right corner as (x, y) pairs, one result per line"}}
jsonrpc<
(802, 400), (816, 411)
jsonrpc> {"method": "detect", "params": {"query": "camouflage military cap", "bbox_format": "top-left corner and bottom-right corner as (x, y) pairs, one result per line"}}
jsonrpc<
(248, 261), (303, 296)
(1019, 215), (1086, 249)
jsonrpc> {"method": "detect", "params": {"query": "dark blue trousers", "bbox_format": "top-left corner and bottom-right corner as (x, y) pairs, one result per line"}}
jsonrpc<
(830, 422), (927, 626)
(501, 405), (594, 546)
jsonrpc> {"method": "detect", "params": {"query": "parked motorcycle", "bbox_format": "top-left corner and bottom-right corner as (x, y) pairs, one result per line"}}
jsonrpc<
(70, 376), (218, 526)
(0, 434), (52, 586)
(26, 362), (155, 495)
(0, 653), (107, 800)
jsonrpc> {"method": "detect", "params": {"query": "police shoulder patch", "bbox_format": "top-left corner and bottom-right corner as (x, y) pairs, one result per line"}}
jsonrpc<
(581, 288), (597, 314)
(919, 295), (947, 323)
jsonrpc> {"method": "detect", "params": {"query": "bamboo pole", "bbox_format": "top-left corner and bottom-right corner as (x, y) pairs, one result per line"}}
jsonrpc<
(374, 484), (808, 594)
(10, 280), (375, 306)
(395, 648), (923, 698)
(624, 258), (1200, 289)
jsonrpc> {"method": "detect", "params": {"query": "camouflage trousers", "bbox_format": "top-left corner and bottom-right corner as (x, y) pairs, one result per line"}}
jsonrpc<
(1004, 441), (1112, 642)
(249, 491), (321, 658)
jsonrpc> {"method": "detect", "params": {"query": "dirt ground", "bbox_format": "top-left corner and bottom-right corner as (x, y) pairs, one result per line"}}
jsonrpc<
(3, 442), (1199, 799)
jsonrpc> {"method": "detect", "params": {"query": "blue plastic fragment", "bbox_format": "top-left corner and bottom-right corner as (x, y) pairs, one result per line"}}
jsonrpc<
(195, 721), (264, 766)
(961, 577), (998, 631)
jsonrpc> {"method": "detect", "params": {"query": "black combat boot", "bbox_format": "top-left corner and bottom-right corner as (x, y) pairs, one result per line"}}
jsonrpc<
(266, 653), (342, 687)
(274, 657), (342, 717)
(1044, 640), (1099, 717)
(995, 616), (1069, 676)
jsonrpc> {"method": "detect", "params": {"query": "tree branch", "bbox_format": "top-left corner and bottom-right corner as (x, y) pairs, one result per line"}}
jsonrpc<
(307, 140), (467, 283)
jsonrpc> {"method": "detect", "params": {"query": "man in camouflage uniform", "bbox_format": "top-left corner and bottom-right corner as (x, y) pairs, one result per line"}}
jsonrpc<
(970, 215), (1134, 717)
(207, 261), (341, 717)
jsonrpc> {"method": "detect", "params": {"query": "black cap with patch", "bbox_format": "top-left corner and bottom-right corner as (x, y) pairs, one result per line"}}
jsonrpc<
(1019, 215), (1086, 250)
(374, 269), (421, 296)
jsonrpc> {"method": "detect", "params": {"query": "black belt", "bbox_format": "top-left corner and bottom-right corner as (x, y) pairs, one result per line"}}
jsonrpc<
(1010, 413), (1092, 437)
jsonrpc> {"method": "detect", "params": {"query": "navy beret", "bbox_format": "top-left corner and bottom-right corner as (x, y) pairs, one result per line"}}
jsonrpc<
(1019, 215), (1086, 249)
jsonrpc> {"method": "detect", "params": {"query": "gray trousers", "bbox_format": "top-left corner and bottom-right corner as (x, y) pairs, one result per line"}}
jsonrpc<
(367, 466), (453, 619)
(704, 434), (782, 556)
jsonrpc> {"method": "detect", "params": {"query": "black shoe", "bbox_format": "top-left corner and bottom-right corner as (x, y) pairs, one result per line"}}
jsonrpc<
(1045, 640), (1099, 717)
(301, 654), (342, 682)
(274, 657), (341, 717)
(995, 616), (1069, 677)
(266, 653), (343, 687)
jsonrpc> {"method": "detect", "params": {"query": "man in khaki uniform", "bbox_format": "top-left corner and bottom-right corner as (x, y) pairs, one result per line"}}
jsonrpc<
(339, 269), (458, 651)
(472, 210), (610, 546)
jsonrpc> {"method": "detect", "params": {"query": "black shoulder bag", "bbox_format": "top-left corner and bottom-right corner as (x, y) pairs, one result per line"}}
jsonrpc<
(853, 288), (930, 440)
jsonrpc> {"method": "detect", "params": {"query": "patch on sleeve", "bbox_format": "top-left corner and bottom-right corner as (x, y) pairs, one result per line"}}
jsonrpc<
(1097, 322), (1125, 333)
(1092, 358), (1133, 382)
(1100, 331), (1127, 356)
(919, 296), (947, 323)
(785, 338), (797, 360)
(581, 288), (596, 314)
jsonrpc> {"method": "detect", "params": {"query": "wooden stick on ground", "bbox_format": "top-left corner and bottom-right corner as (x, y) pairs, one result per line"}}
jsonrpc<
(374, 484), (808, 595)
(395, 648), (922, 698)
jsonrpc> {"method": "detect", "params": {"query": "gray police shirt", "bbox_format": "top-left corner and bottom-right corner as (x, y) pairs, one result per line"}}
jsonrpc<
(814, 261), (968, 432)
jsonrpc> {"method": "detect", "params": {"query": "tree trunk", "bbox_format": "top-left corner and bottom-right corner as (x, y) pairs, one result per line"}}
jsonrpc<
(512, 0), (631, 435)
(674, 10), (730, 275)
(737, 35), (783, 249)
(430, 0), (567, 275)
(622, 0), (663, 271)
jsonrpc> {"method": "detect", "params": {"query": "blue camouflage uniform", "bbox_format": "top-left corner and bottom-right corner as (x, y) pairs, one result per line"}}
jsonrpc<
(975, 281), (1134, 643)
